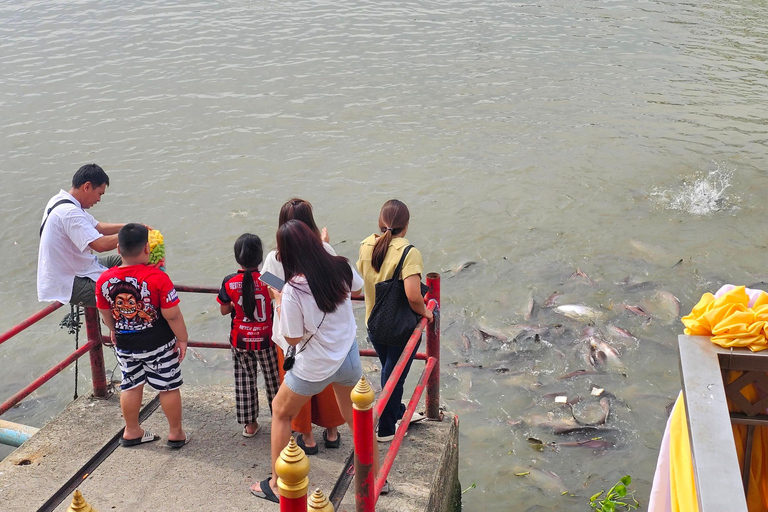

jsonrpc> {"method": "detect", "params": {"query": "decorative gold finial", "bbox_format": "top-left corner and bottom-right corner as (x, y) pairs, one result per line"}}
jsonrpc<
(276, 436), (310, 499)
(351, 375), (375, 411)
(67, 490), (98, 512)
(308, 488), (335, 512)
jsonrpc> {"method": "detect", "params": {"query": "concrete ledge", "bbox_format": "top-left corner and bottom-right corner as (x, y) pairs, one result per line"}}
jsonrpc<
(0, 385), (459, 512)
(0, 391), (126, 512)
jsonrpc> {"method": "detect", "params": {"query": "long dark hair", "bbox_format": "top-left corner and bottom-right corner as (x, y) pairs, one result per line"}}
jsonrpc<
(278, 198), (321, 239)
(234, 233), (263, 321)
(277, 220), (352, 313)
(371, 199), (410, 272)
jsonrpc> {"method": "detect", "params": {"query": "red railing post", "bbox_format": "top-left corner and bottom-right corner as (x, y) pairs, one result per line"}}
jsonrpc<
(84, 307), (108, 398)
(351, 376), (376, 512)
(425, 273), (441, 420)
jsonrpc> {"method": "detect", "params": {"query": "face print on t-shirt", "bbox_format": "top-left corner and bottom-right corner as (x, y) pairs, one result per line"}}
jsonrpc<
(101, 277), (158, 332)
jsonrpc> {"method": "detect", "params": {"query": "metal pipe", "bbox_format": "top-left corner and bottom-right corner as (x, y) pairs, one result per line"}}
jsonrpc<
(84, 307), (108, 398)
(0, 302), (64, 347)
(187, 341), (230, 349)
(375, 357), (437, 499)
(0, 339), (99, 416)
(174, 284), (218, 294)
(359, 348), (427, 361)
(0, 419), (39, 447)
(425, 272), (441, 419)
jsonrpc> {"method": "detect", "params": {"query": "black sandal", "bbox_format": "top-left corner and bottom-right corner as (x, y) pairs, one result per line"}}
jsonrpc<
(323, 429), (341, 449)
(295, 433), (319, 455)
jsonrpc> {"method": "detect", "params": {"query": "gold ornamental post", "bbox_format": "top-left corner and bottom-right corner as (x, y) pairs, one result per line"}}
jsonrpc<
(276, 435), (310, 508)
(67, 490), (98, 512)
(307, 488), (335, 512)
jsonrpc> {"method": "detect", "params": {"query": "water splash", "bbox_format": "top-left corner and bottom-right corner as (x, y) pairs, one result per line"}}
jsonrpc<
(652, 163), (738, 215)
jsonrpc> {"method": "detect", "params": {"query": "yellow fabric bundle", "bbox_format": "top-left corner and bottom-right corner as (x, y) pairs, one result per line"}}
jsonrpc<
(664, 286), (768, 512)
(681, 286), (768, 352)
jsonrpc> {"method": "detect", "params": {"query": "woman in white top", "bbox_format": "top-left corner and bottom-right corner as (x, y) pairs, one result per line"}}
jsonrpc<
(251, 219), (367, 503)
(261, 198), (344, 454)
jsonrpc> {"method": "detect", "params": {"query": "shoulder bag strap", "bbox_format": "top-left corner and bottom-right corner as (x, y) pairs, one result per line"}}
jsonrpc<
(39, 199), (75, 237)
(391, 245), (414, 281)
(296, 313), (327, 356)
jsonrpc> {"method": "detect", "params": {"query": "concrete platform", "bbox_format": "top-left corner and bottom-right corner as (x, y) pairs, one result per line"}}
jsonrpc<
(0, 385), (458, 512)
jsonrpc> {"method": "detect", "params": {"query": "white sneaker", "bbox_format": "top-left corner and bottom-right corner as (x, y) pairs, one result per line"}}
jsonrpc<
(376, 432), (395, 443)
(408, 412), (426, 424)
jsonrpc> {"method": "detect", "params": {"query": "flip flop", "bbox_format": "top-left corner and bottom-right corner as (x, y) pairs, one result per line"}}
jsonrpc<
(251, 477), (280, 503)
(323, 429), (341, 449)
(243, 423), (261, 438)
(120, 429), (159, 447)
(295, 433), (319, 455)
(167, 431), (191, 449)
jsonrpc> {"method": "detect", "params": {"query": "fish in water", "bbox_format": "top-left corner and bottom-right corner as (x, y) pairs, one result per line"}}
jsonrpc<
(606, 324), (637, 340)
(512, 468), (568, 494)
(555, 304), (604, 321)
(571, 397), (611, 426)
(476, 325), (511, 343)
(542, 291), (562, 308)
(556, 438), (614, 450)
(445, 261), (477, 275)
(524, 293), (536, 321)
(623, 280), (657, 292)
(558, 369), (601, 380)
(582, 337), (622, 368)
(521, 413), (578, 433)
(623, 304), (650, 318)
(570, 267), (595, 285)
(653, 290), (681, 319)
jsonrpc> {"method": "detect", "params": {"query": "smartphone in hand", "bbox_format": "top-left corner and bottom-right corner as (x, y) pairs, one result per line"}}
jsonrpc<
(259, 271), (285, 292)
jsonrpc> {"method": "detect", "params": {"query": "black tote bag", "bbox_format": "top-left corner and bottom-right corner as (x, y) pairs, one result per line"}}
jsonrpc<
(367, 245), (429, 347)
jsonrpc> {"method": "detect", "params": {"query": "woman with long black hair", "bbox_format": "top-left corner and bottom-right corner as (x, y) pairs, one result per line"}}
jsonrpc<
(251, 220), (370, 503)
(261, 198), (345, 453)
(357, 199), (433, 442)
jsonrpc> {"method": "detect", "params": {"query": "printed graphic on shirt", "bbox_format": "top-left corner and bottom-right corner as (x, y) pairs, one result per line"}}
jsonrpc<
(100, 277), (158, 333)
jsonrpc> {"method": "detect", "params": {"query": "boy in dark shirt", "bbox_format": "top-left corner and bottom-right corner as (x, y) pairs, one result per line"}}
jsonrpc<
(96, 223), (190, 448)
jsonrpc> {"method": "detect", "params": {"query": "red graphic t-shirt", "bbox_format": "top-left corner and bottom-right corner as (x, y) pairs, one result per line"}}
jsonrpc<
(96, 264), (180, 351)
(217, 270), (273, 351)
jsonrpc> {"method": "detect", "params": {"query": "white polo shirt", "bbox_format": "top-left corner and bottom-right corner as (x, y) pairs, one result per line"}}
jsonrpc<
(37, 190), (106, 303)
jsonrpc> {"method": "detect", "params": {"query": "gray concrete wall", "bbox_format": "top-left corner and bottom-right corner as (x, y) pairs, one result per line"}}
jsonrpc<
(425, 415), (461, 512)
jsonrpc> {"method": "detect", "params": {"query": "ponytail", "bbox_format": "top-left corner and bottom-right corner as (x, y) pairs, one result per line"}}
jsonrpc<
(241, 269), (256, 320)
(233, 233), (263, 320)
(371, 200), (410, 273)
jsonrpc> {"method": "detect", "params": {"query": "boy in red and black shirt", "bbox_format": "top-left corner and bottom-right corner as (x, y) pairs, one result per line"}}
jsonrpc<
(218, 233), (279, 437)
(96, 223), (190, 448)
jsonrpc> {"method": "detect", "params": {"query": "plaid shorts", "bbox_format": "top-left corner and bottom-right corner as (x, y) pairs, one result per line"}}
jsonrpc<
(115, 340), (183, 392)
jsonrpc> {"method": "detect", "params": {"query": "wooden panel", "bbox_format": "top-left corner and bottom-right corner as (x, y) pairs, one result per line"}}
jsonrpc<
(678, 335), (749, 511)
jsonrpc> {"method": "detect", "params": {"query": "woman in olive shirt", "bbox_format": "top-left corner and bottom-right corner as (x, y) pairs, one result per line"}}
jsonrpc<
(357, 199), (434, 442)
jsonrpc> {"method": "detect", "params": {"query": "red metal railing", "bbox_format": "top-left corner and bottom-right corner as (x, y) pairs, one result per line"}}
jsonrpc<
(0, 302), (64, 347)
(0, 306), (109, 416)
(0, 277), (442, 511)
(0, 285), (232, 418)
(353, 272), (441, 510)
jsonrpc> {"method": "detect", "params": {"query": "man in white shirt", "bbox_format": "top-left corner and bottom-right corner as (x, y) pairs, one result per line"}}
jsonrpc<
(37, 164), (128, 307)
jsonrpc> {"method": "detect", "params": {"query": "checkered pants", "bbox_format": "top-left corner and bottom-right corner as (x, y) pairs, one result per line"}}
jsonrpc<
(232, 346), (280, 424)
